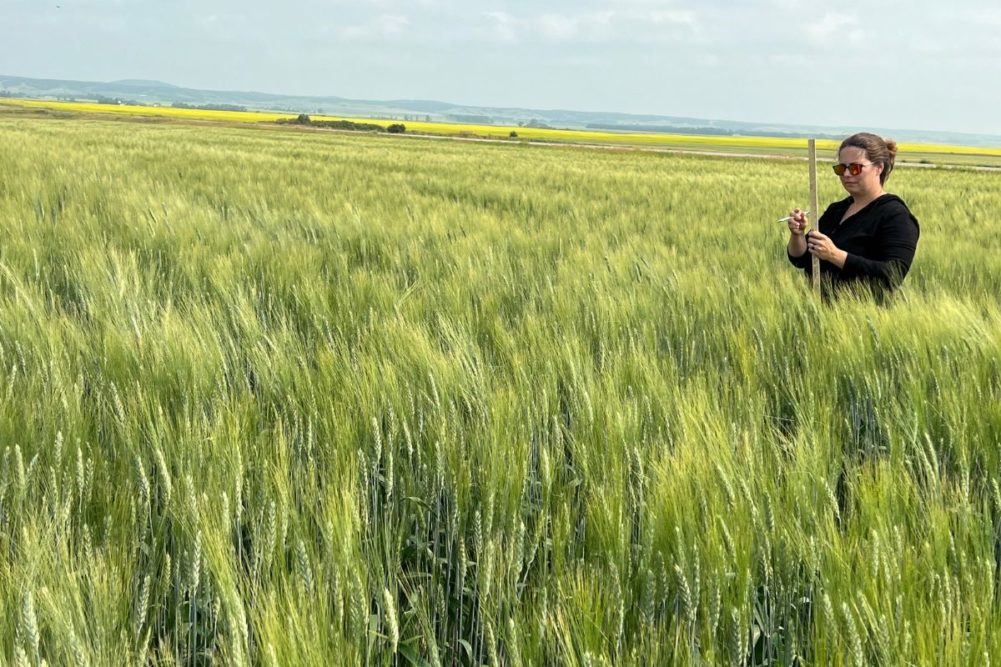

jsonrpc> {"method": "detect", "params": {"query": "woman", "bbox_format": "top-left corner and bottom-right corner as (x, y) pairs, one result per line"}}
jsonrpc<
(786, 133), (920, 300)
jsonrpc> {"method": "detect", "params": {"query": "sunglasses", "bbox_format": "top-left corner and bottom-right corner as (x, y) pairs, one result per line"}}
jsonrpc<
(832, 162), (874, 177)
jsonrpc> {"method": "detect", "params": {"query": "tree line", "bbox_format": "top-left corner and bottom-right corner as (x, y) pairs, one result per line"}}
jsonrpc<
(279, 114), (406, 134)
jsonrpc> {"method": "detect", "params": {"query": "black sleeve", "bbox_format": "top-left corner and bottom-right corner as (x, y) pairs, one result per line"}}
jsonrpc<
(787, 246), (811, 270)
(841, 205), (919, 288)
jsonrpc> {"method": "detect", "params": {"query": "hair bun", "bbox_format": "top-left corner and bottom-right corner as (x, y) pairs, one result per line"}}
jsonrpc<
(883, 138), (898, 157)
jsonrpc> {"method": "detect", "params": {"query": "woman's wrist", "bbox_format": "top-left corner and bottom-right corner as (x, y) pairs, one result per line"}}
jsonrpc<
(787, 235), (807, 257)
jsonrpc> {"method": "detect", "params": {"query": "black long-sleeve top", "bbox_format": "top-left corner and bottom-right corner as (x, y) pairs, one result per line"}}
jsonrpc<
(787, 193), (920, 299)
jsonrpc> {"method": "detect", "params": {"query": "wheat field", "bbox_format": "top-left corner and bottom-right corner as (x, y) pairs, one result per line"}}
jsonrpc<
(1, 116), (1001, 665)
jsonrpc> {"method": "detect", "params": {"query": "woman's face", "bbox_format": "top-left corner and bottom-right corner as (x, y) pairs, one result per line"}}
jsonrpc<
(837, 146), (883, 196)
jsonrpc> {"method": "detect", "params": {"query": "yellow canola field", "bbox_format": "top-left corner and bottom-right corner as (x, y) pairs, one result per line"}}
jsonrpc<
(5, 97), (1000, 158)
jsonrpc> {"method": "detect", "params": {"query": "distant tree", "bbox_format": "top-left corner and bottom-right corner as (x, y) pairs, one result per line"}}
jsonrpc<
(509, 131), (519, 138)
(387, 123), (406, 134)
(296, 114), (311, 125)
(173, 101), (247, 112)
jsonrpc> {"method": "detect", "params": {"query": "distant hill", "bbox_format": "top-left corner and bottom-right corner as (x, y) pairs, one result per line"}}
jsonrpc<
(3, 73), (1000, 148)
(109, 79), (179, 89)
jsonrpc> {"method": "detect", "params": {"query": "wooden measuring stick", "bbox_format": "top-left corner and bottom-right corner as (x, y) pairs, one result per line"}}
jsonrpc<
(808, 139), (821, 297)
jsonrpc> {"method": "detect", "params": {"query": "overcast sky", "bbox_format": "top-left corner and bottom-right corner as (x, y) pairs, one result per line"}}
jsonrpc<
(3, 0), (1001, 135)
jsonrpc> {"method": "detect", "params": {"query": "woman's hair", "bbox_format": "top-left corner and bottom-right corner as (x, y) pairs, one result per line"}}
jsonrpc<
(840, 132), (898, 185)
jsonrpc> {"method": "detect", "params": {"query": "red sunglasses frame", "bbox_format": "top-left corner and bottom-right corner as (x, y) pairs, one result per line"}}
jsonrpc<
(832, 162), (873, 177)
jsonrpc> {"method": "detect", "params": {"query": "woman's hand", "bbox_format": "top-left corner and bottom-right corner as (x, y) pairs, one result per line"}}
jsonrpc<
(787, 209), (808, 236)
(806, 230), (848, 268)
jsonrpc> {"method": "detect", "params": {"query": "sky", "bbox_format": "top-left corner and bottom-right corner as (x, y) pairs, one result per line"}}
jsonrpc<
(3, 0), (1001, 136)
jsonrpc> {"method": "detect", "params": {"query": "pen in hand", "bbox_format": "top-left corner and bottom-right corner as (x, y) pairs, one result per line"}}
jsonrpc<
(776, 210), (810, 223)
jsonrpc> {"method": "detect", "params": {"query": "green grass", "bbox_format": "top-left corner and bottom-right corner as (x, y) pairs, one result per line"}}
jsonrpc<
(1, 115), (1001, 665)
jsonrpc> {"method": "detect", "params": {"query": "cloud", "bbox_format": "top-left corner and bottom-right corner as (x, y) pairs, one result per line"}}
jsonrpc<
(537, 11), (616, 42)
(805, 12), (862, 44)
(484, 11), (517, 42)
(538, 14), (578, 41)
(478, 8), (699, 45)
(336, 13), (409, 40)
(641, 8), (702, 43)
(648, 9), (698, 29)
(951, 6), (1001, 26)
